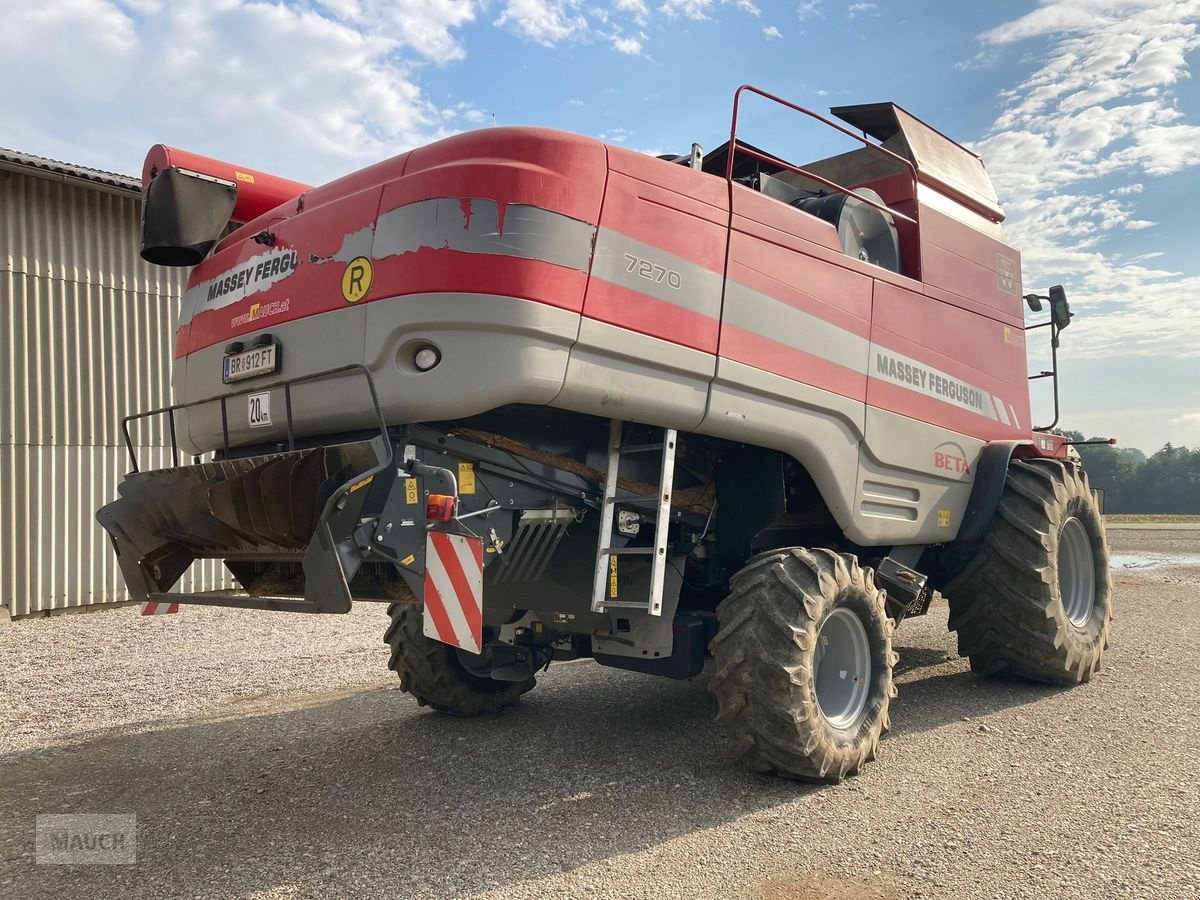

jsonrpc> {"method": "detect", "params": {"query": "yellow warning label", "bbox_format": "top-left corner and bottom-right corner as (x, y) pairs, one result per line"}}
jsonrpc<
(341, 256), (374, 303)
(235, 171), (256, 184)
(400, 553), (416, 566)
(937, 509), (952, 528)
(404, 478), (419, 505)
(609, 555), (619, 599)
(348, 475), (373, 494)
(458, 462), (476, 495)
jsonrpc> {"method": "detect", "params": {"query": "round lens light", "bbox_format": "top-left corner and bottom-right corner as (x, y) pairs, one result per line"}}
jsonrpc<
(413, 346), (441, 372)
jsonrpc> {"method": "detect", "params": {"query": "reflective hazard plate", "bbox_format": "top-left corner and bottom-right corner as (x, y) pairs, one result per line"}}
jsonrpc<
(222, 343), (279, 384)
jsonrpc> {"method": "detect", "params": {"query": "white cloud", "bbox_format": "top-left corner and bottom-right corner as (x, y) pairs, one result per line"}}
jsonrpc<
(659, 0), (763, 21)
(969, 0), (1200, 369)
(495, 0), (588, 45)
(797, 0), (823, 20)
(847, 2), (877, 18)
(0, 1), (483, 183)
(763, 24), (783, 39)
(600, 127), (633, 143)
(661, 0), (716, 19)
(568, 98), (586, 106)
(612, 35), (644, 54)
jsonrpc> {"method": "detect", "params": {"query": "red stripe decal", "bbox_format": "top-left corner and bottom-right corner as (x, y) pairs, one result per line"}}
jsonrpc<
(141, 602), (158, 616)
(434, 533), (483, 643)
(421, 576), (458, 645)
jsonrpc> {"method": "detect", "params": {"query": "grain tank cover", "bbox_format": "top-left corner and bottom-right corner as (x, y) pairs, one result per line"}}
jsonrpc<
(831, 102), (1004, 223)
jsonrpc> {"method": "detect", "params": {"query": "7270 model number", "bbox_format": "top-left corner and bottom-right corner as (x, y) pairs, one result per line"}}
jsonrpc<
(624, 253), (681, 289)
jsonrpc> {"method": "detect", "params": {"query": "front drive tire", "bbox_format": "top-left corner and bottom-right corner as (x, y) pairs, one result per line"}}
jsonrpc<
(384, 602), (535, 716)
(944, 458), (1111, 684)
(709, 548), (896, 782)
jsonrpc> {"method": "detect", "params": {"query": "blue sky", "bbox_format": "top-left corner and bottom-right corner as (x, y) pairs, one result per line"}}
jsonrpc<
(3, 0), (1199, 452)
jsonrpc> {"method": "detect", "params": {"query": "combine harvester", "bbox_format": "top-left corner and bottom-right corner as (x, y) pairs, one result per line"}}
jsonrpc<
(98, 86), (1111, 780)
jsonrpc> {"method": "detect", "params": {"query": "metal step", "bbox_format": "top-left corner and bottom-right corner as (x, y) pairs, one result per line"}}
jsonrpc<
(590, 419), (677, 617)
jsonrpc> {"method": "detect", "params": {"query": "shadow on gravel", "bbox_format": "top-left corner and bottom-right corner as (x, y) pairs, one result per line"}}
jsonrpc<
(0, 652), (1064, 899)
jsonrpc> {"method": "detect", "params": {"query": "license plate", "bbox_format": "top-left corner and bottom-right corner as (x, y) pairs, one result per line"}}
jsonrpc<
(222, 343), (279, 384)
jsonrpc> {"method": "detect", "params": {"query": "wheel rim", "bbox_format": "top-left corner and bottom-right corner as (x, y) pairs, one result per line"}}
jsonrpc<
(814, 607), (872, 730)
(1058, 516), (1097, 627)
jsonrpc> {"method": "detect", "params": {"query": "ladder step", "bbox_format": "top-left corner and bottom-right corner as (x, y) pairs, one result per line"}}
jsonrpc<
(618, 494), (672, 506)
(619, 443), (664, 454)
(596, 600), (655, 609)
(601, 546), (657, 557)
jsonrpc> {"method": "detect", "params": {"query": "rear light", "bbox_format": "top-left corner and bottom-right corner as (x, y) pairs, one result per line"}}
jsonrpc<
(426, 494), (456, 522)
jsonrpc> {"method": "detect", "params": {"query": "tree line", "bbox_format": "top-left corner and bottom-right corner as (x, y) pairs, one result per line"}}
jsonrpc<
(1060, 429), (1200, 514)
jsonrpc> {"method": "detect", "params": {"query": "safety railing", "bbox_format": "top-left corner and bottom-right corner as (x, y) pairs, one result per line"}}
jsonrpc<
(726, 84), (920, 227)
(120, 362), (390, 473)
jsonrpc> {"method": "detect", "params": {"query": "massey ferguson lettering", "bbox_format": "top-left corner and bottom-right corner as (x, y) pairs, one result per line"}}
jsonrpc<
(874, 352), (987, 414)
(207, 250), (299, 303)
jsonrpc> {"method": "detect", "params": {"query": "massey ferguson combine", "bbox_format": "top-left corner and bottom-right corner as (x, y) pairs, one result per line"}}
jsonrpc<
(98, 86), (1111, 781)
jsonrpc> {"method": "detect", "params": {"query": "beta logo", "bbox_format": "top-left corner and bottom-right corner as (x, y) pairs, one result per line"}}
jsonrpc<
(933, 442), (972, 475)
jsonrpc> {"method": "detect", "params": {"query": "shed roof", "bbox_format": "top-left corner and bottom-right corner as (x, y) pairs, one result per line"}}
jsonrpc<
(0, 147), (140, 193)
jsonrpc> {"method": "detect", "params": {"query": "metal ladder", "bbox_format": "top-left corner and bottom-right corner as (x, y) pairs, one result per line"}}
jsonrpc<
(590, 419), (677, 617)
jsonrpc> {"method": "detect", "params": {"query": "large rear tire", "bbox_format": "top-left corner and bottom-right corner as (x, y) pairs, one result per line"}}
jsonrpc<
(709, 548), (896, 782)
(384, 603), (535, 716)
(944, 458), (1111, 684)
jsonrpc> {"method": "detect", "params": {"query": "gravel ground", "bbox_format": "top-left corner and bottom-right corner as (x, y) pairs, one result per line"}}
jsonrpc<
(1, 528), (1198, 900)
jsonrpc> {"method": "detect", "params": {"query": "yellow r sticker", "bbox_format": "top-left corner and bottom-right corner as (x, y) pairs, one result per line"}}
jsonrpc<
(341, 256), (373, 303)
(458, 462), (476, 495)
(235, 171), (256, 184)
(348, 475), (373, 494)
(404, 478), (418, 505)
(400, 553), (416, 566)
(937, 509), (952, 528)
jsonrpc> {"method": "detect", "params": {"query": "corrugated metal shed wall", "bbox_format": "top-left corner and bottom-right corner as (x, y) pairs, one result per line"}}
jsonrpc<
(1, 165), (228, 617)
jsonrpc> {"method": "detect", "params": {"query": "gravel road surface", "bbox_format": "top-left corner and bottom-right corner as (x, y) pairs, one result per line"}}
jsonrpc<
(1, 528), (1197, 900)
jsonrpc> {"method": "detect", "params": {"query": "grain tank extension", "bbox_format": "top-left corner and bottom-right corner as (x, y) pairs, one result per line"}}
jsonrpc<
(97, 86), (1112, 780)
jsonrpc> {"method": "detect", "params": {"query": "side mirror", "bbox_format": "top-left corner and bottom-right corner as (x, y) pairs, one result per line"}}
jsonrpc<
(1048, 284), (1071, 330)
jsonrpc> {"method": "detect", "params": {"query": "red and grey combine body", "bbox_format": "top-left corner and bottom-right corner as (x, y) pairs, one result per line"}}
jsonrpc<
(96, 86), (1110, 782)
(98, 88), (1072, 654)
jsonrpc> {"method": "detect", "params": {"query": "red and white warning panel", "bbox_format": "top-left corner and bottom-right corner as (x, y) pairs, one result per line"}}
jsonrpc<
(423, 532), (484, 654)
(141, 600), (179, 616)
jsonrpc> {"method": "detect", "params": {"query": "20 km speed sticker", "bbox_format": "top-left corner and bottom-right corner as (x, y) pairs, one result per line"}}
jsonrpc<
(248, 391), (272, 428)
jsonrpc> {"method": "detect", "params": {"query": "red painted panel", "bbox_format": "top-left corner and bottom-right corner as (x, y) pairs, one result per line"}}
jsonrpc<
(867, 381), (1023, 442)
(393, 127), (607, 224)
(598, 171), (727, 273)
(368, 249), (588, 313)
(727, 233), (874, 334)
(142, 144), (311, 224)
(584, 278), (718, 353)
(182, 185), (384, 356)
(721, 324), (866, 402)
(919, 204), (1024, 324)
(873, 280), (1029, 389)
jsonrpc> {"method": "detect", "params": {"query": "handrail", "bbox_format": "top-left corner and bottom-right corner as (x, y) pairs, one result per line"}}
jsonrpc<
(121, 362), (390, 474)
(726, 84), (920, 226)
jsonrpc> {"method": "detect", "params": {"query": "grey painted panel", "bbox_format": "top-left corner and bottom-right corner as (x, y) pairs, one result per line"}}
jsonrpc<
(176, 293), (580, 454)
(722, 281), (870, 375)
(553, 318), (715, 430)
(590, 227), (723, 319)
(373, 198), (596, 271)
(698, 358), (864, 532)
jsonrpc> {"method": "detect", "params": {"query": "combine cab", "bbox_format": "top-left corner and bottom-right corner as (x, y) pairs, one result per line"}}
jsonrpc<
(98, 86), (1111, 780)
